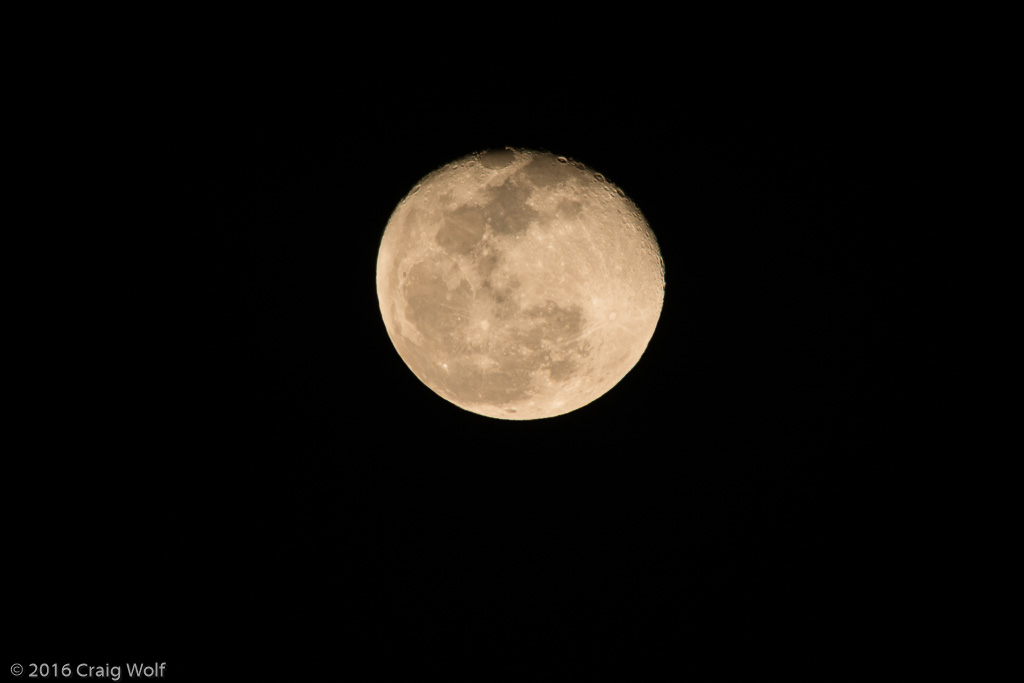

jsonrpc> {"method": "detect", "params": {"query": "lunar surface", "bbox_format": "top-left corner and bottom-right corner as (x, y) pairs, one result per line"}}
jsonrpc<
(376, 148), (664, 420)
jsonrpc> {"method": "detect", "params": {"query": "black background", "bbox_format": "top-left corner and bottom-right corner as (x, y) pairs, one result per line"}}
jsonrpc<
(10, 63), (929, 677)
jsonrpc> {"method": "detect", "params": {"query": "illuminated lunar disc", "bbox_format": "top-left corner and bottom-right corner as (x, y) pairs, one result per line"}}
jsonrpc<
(376, 148), (665, 420)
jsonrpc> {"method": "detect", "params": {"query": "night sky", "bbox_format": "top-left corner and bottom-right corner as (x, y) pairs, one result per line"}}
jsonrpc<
(11, 70), (928, 677)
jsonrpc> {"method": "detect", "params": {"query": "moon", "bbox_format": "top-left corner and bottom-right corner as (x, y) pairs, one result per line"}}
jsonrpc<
(376, 148), (664, 420)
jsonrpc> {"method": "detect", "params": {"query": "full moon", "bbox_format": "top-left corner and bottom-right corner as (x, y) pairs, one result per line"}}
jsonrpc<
(376, 148), (664, 420)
